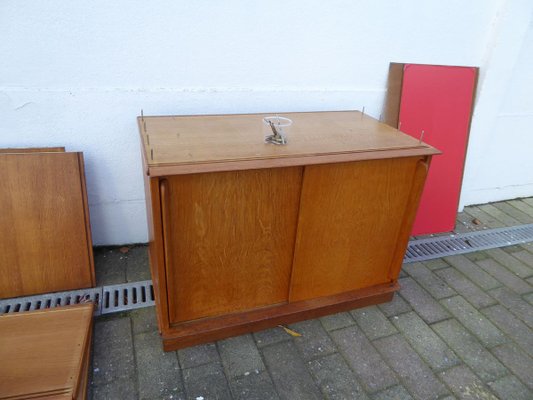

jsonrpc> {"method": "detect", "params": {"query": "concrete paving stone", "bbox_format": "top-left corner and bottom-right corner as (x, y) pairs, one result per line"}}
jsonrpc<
(443, 255), (500, 291)
(456, 211), (483, 231)
(351, 306), (397, 340)
(91, 377), (138, 400)
(463, 207), (505, 229)
(134, 331), (183, 400)
(288, 319), (337, 361)
(489, 286), (533, 328)
(524, 291), (533, 305)
(370, 385), (413, 400)
(93, 314), (132, 344)
(519, 197), (533, 209)
(438, 365), (498, 400)
(484, 248), (533, 278)
(478, 203), (521, 226)
(218, 334), (265, 378)
(513, 250), (533, 269)
(488, 375), (532, 400)
(399, 269), (408, 278)
(482, 305), (533, 357)
(253, 327), (291, 348)
(373, 334), (449, 400)
(391, 312), (459, 371)
(403, 263), (457, 299)
(230, 371), (279, 400)
(508, 199), (533, 217)
(491, 343), (533, 391)
(422, 258), (451, 271)
(261, 341), (322, 400)
(177, 342), (220, 369)
(431, 319), (507, 382)
(527, 276), (533, 286)
(522, 197), (533, 205)
(440, 296), (506, 348)
(435, 268), (496, 309)
(501, 244), (524, 253)
(378, 292), (412, 317)
(320, 311), (355, 331)
(330, 325), (397, 393)
(492, 201), (533, 224)
(94, 247), (127, 286)
(308, 353), (369, 400)
(454, 220), (474, 233)
(398, 278), (450, 324)
(476, 258), (533, 294)
(92, 317), (135, 386)
(130, 306), (158, 335)
(125, 245), (151, 282)
(464, 251), (489, 262)
(519, 242), (533, 254)
(182, 362), (232, 400)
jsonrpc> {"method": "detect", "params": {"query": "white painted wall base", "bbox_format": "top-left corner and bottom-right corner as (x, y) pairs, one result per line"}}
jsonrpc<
(1, 0), (532, 244)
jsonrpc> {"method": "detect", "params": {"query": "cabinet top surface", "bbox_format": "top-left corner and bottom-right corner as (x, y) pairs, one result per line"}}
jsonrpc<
(139, 111), (439, 175)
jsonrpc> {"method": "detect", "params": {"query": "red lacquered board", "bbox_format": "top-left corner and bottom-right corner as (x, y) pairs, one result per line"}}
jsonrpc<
(398, 64), (477, 235)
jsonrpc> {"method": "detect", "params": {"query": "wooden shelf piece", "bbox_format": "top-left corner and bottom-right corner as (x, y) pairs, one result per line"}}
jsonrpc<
(0, 304), (93, 400)
(0, 149), (95, 299)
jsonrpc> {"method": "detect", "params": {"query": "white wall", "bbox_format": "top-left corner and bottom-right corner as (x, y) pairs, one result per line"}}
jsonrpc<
(1, 0), (531, 245)
(460, 1), (533, 206)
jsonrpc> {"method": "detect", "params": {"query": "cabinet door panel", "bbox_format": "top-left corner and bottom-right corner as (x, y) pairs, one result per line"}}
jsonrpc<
(290, 158), (421, 302)
(163, 167), (303, 324)
(0, 152), (94, 298)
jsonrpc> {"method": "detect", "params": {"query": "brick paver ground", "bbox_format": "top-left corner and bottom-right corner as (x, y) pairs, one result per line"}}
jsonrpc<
(89, 199), (533, 399)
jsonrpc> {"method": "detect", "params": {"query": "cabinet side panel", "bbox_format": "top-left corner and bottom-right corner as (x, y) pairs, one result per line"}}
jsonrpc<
(143, 172), (171, 332)
(165, 167), (303, 323)
(388, 157), (430, 280)
(290, 158), (421, 302)
(0, 153), (94, 298)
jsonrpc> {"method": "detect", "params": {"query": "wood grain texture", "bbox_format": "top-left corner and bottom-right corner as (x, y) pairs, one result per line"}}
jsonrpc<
(163, 167), (303, 323)
(0, 147), (66, 154)
(143, 173), (170, 333)
(0, 152), (94, 298)
(0, 304), (93, 399)
(290, 157), (422, 302)
(162, 282), (397, 351)
(382, 62), (405, 128)
(388, 157), (430, 280)
(138, 111), (439, 176)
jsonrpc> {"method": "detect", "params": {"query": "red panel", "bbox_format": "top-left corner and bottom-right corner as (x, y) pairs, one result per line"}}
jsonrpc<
(399, 64), (477, 235)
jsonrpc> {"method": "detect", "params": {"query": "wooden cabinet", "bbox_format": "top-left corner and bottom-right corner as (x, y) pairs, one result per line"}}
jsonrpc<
(139, 111), (438, 351)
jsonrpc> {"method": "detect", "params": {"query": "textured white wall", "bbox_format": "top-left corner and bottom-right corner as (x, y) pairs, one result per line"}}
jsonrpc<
(0, 0), (530, 244)
(460, 1), (533, 207)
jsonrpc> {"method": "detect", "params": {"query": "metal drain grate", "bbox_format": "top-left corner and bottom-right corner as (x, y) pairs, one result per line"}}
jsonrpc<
(0, 287), (101, 315)
(1, 224), (532, 317)
(101, 280), (155, 314)
(405, 223), (533, 263)
(0, 280), (155, 316)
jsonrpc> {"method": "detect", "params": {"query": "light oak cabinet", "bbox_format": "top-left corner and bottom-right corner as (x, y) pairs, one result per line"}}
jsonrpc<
(139, 111), (438, 350)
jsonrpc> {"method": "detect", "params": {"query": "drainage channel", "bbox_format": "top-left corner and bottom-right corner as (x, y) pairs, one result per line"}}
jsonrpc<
(405, 223), (533, 263)
(2, 223), (533, 316)
(0, 280), (154, 316)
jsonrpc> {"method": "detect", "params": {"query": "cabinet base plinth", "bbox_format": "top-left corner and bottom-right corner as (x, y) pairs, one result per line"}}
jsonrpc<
(160, 282), (398, 351)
